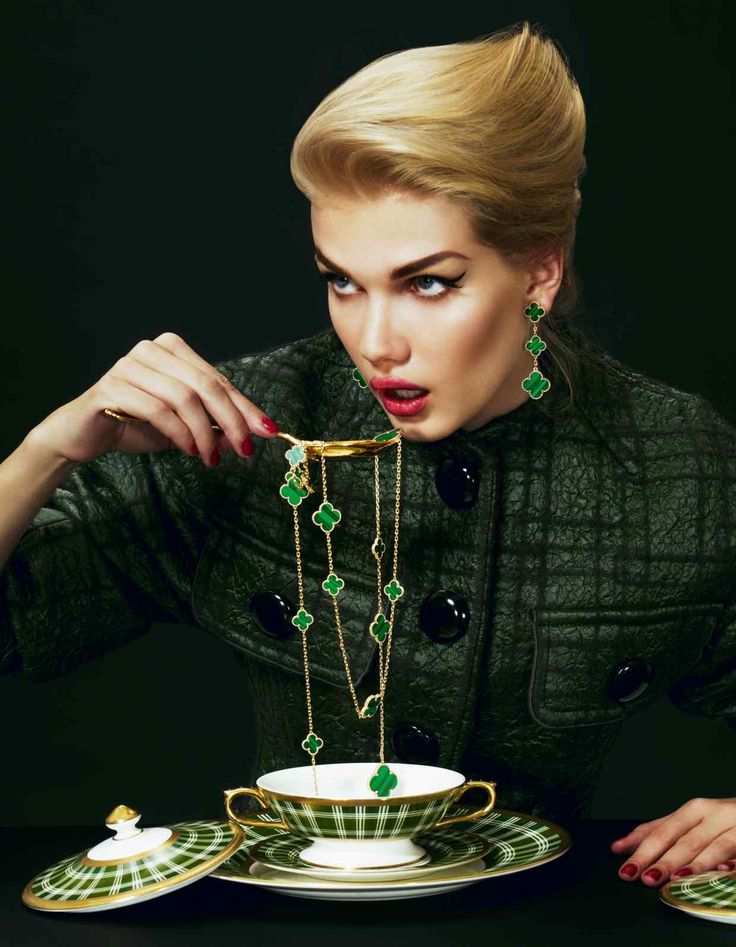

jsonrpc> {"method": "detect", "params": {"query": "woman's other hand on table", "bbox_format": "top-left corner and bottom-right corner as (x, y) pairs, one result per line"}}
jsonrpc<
(610, 797), (736, 885)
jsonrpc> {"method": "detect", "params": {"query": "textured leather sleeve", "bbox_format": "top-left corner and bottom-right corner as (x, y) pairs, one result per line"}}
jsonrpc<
(668, 597), (736, 724)
(0, 445), (212, 682)
(667, 394), (736, 725)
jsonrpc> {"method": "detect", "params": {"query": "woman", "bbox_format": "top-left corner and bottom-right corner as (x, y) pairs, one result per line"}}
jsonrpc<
(2, 21), (736, 888)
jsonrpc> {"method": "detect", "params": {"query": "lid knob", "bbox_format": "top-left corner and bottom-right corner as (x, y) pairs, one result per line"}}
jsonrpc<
(105, 804), (142, 840)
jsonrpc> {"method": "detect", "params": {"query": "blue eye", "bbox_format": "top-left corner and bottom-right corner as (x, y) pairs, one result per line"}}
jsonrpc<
(317, 270), (465, 302)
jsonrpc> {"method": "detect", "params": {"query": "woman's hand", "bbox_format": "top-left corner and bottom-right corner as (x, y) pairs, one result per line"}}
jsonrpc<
(26, 332), (280, 467)
(610, 796), (736, 885)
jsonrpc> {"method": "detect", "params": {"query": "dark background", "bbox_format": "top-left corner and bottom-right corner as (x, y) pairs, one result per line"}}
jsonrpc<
(1, 1), (734, 828)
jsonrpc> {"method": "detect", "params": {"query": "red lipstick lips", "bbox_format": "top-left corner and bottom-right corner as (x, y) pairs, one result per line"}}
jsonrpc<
(370, 377), (430, 418)
(370, 376), (428, 391)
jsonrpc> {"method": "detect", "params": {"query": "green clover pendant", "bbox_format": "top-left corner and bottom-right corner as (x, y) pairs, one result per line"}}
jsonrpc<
(322, 572), (345, 597)
(369, 611), (390, 643)
(312, 501), (342, 533)
(384, 578), (404, 602)
(302, 732), (324, 756)
(360, 693), (381, 718)
(279, 471), (310, 507)
(369, 763), (399, 798)
(521, 369), (551, 400)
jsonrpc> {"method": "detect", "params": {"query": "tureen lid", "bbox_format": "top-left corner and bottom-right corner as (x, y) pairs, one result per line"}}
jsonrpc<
(22, 804), (244, 912)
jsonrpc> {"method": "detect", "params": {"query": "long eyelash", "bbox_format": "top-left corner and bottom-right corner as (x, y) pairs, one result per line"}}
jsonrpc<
(317, 270), (466, 300)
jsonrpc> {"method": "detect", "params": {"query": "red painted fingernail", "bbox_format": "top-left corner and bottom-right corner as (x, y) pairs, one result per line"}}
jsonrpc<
(620, 863), (638, 878)
(241, 436), (255, 456)
(723, 861), (736, 870)
(190, 441), (199, 456)
(643, 868), (662, 882)
(672, 867), (693, 877)
(261, 415), (280, 433)
(210, 448), (220, 466)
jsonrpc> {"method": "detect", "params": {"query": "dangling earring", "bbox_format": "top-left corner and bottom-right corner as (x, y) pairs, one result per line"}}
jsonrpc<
(522, 300), (551, 399)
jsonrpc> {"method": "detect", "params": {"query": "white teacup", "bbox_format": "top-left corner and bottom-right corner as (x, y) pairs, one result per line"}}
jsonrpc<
(224, 761), (497, 870)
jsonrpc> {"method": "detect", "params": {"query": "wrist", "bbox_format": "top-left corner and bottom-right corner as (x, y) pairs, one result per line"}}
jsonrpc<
(20, 429), (80, 478)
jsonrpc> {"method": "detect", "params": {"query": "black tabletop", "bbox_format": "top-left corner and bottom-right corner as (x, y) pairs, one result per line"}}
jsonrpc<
(2, 820), (734, 945)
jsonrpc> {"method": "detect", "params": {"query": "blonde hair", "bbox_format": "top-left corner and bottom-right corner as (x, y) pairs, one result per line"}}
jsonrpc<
(290, 20), (606, 415)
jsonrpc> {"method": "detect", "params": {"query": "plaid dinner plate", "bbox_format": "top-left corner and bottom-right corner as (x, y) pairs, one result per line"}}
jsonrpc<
(661, 870), (736, 924)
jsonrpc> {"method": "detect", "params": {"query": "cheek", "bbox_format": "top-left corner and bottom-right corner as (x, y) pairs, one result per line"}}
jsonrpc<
(438, 308), (501, 363)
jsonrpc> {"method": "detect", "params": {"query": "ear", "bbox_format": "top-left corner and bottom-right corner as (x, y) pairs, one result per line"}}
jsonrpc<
(524, 246), (564, 313)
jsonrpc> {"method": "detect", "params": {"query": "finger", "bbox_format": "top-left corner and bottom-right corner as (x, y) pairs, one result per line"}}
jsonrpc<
(111, 354), (223, 462)
(610, 819), (660, 853)
(122, 344), (253, 460)
(623, 817), (709, 885)
(101, 376), (196, 455)
(669, 829), (736, 879)
(152, 333), (279, 439)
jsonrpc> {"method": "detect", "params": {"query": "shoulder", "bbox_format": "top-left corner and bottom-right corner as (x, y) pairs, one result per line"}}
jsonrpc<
(212, 327), (344, 393)
(571, 349), (736, 478)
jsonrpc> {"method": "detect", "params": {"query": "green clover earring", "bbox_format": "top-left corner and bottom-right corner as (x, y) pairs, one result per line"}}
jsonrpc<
(522, 300), (551, 400)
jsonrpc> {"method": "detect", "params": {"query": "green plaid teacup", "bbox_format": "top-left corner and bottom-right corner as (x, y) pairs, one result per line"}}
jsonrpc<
(223, 761), (497, 870)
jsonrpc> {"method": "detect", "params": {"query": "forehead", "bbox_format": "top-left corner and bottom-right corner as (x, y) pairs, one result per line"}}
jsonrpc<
(310, 192), (477, 255)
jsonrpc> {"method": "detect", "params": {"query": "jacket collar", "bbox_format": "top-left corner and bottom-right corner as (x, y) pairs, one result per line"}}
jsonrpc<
(315, 326), (640, 479)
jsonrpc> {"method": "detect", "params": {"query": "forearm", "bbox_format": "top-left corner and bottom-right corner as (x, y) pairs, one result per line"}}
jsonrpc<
(0, 434), (79, 573)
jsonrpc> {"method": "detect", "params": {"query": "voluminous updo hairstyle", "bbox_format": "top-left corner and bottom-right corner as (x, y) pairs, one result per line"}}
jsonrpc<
(290, 20), (607, 415)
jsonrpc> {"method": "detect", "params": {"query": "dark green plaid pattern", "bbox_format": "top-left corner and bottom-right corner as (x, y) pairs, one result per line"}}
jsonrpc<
(250, 821), (490, 871)
(24, 820), (240, 907)
(7, 324), (736, 828)
(271, 795), (450, 839)
(218, 807), (567, 879)
(664, 872), (736, 914)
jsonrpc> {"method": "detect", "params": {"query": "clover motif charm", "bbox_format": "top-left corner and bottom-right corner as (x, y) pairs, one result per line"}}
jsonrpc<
(369, 611), (391, 643)
(524, 335), (546, 357)
(371, 535), (386, 561)
(524, 302), (546, 322)
(352, 367), (368, 388)
(302, 732), (324, 756)
(280, 472), (310, 507)
(384, 578), (404, 602)
(360, 693), (381, 718)
(312, 501), (342, 533)
(291, 608), (314, 632)
(369, 763), (398, 798)
(322, 572), (345, 597)
(285, 444), (306, 466)
(522, 369), (551, 400)
(374, 429), (400, 443)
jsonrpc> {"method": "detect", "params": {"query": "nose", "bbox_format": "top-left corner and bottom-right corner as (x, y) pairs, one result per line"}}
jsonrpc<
(359, 297), (407, 366)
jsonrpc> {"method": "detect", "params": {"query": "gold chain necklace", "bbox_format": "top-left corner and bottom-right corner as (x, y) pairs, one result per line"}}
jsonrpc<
(276, 428), (404, 799)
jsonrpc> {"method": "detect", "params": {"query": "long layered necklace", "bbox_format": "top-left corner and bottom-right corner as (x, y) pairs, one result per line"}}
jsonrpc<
(275, 427), (404, 799)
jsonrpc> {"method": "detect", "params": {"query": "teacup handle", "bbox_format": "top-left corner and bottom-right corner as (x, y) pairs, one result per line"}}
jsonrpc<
(223, 786), (290, 831)
(434, 780), (497, 829)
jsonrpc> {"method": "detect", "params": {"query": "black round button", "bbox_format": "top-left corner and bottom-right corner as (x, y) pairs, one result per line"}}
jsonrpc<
(249, 590), (297, 640)
(435, 454), (480, 510)
(419, 589), (470, 644)
(391, 722), (440, 764)
(606, 657), (654, 703)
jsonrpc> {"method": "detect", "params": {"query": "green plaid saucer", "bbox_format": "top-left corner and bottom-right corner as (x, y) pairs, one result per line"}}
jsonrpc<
(661, 870), (736, 924)
(213, 807), (571, 890)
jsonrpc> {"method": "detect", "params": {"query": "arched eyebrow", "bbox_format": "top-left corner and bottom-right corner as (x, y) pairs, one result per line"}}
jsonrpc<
(313, 246), (469, 280)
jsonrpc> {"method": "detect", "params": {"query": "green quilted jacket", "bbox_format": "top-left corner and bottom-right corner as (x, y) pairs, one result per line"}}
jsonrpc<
(2, 326), (736, 824)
